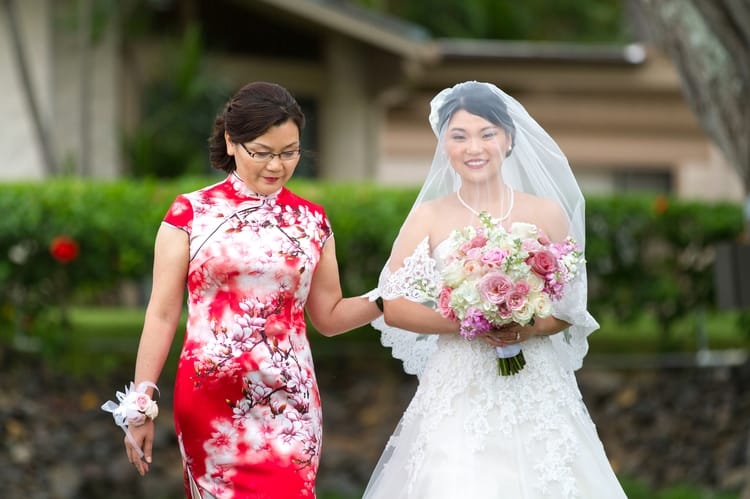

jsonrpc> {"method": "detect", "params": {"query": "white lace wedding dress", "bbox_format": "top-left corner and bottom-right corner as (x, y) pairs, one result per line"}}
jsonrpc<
(363, 239), (627, 499)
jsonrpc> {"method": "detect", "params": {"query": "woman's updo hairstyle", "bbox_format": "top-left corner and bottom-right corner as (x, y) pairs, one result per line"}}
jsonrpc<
(435, 81), (516, 156)
(208, 82), (305, 173)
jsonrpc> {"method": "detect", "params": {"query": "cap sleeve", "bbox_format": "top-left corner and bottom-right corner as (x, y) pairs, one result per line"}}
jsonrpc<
(162, 194), (193, 234)
(320, 207), (333, 245)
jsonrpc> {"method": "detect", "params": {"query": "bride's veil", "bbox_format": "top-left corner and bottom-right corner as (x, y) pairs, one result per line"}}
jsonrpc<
(372, 81), (598, 377)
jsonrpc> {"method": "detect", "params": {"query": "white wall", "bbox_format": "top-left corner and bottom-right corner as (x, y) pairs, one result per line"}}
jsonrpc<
(0, 0), (121, 180)
(0, 0), (51, 179)
(51, 5), (121, 178)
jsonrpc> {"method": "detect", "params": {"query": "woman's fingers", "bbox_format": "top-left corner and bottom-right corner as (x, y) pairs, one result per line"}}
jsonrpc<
(124, 422), (154, 475)
(481, 327), (522, 346)
(142, 430), (154, 465)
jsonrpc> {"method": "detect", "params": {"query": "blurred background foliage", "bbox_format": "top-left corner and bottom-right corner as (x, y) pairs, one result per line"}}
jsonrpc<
(123, 24), (232, 178)
(350, 0), (630, 42)
(0, 178), (744, 357)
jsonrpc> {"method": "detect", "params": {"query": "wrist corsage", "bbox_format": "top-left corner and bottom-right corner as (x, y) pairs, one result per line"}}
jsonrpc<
(101, 381), (159, 458)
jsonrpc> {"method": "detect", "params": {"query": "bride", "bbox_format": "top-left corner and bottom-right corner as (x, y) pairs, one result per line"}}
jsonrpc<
(363, 81), (627, 498)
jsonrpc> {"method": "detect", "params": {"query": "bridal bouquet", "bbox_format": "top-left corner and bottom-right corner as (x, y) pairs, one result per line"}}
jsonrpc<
(436, 212), (584, 376)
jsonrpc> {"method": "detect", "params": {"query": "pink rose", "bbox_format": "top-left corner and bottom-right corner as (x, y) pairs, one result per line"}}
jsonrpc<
(514, 280), (531, 296)
(460, 234), (487, 254)
(537, 230), (551, 246)
(481, 248), (509, 267)
(128, 393), (159, 423)
(477, 272), (513, 304)
(522, 239), (542, 252)
(527, 250), (559, 276)
(496, 301), (513, 320)
(437, 287), (456, 320)
(463, 260), (482, 275)
(465, 247), (484, 260)
(506, 291), (528, 311)
(134, 394), (151, 412)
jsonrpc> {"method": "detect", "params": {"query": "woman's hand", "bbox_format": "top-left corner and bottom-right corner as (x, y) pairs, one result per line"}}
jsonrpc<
(481, 322), (529, 347)
(480, 315), (571, 347)
(125, 420), (154, 476)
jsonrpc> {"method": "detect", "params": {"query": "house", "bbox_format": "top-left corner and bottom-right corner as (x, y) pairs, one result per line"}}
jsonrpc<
(0, 0), (743, 202)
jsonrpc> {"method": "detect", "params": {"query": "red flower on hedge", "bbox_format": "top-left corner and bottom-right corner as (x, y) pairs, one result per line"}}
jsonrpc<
(49, 235), (79, 264)
(653, 195), (669, 215)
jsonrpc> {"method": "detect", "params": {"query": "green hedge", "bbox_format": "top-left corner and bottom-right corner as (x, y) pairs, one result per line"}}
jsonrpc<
(0, 177), (744, 347)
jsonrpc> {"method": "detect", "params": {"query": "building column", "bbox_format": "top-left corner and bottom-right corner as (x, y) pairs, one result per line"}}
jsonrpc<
(319, 35), (381, 180)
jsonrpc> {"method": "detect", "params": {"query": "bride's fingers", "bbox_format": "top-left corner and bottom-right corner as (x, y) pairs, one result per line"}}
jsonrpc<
(481, 334), (505, 347)
(482, 329), (521, 345)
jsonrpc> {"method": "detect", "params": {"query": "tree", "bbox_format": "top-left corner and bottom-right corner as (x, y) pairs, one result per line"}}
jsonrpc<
(631, 5), (750, 496)
(353, 0), (627, 43)
(632, 0), (750, 227)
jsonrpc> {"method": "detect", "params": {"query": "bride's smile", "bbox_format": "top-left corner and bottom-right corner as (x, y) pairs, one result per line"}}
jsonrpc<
(444, 109), (509, 181)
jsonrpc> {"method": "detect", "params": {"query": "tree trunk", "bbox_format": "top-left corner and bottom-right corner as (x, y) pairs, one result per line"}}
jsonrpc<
(632, 0), (750, 195)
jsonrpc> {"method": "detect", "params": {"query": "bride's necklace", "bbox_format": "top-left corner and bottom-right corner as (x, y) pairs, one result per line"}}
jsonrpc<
(456, 185), (514, 221)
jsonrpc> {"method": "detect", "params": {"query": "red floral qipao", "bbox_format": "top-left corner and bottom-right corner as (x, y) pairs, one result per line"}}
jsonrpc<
(163, 173), (331, 498)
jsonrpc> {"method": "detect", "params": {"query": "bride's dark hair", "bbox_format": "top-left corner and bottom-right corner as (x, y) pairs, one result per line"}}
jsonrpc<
(436, 81), (516, 153)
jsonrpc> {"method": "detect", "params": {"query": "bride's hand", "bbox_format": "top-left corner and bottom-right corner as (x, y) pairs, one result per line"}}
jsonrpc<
(481, 323), (525, 347)
(125, 419), (154, 476)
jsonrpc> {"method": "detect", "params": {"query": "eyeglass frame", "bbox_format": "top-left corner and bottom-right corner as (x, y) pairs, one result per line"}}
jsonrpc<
(238, 142), (302, 163)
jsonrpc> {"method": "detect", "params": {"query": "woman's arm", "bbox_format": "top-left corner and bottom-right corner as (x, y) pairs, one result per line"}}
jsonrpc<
(382, 297), (459, 334)
(126, 224), (188, 475)
(133, 224), (189, 389)
(305, 236), (381, 337)
(525, 315), (570, 337)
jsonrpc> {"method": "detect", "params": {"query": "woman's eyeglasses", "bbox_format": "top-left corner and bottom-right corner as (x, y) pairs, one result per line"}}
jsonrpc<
(240, 143), (301, 163)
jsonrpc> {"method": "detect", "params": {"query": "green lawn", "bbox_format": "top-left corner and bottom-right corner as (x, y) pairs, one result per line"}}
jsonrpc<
(10, 305), (747, 377)
(587, 309), (748, 353)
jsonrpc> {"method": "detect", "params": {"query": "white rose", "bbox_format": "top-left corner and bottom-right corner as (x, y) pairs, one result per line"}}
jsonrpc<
(510, 222), (538, 240)
(513, 302), (535, 325)
(441, 261), (466, 287)
(144, 401), (159, 420)
(533, 294), (553, 318)
(527, 273), (545, 292)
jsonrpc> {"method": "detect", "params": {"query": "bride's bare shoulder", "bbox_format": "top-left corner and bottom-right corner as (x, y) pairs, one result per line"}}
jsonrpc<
(513, 191), (569, 240)
(402, 196), (459, 246)
(409, 196), (452, 222)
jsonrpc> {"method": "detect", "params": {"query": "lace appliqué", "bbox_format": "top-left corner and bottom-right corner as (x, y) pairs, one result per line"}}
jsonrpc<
(549, 271), (598, 372)
(374, 237), (441, 377)
(380, 237), (440, 303)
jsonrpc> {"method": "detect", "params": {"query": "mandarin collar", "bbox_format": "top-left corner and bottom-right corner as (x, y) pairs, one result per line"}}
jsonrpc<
(229, 172), (282, 201)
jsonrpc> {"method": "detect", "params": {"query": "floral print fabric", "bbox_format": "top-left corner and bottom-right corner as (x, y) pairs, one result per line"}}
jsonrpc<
(164, 173), (331, 498)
